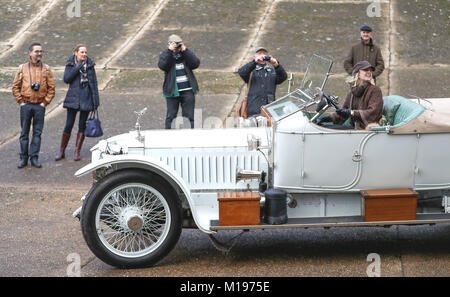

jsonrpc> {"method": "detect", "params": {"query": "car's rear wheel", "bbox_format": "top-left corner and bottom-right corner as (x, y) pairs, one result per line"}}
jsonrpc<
(81, 169), (182, 268)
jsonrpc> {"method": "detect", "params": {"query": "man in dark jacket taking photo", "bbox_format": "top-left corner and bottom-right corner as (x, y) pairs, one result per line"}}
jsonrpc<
(238, 46), (287, 118)
(158, 34), (200, 129)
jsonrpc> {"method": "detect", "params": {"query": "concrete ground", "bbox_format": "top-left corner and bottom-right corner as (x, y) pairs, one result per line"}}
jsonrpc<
(0, 0), (449, 278)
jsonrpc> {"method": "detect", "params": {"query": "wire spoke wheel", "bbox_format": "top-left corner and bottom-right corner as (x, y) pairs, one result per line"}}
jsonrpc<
(81, 170), (182, 268)
(97, 183), (170, 258)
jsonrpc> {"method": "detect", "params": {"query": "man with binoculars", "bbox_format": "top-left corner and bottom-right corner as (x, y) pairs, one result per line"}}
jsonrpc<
(12, 42), (55, 168)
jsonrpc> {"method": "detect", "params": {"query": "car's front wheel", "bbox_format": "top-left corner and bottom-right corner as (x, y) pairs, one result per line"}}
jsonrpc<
(81, 169), (182, 268)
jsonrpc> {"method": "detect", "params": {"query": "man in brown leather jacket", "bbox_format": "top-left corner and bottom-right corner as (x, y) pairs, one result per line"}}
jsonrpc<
(343, 26), (385, 84)
(12, 42), (55, 168)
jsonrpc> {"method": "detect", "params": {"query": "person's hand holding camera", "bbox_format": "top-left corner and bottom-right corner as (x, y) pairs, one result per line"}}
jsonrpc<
(254, 53), (265, 64)
(255, 54), (279, 67)
(169, 42), (185, 52)
(267, 56), (279, 67)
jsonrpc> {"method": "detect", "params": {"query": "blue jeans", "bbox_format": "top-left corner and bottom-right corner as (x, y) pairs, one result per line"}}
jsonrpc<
(165, 90), (195, 129)
(19, 103), (45, 159)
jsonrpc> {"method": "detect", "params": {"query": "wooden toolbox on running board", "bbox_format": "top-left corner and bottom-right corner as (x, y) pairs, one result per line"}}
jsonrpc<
(217, 192), (261, 226)
(361, 188), (418, 222)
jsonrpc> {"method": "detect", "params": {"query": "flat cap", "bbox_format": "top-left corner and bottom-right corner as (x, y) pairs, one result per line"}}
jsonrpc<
(168, 34), (182, 43)
(254, 46), (268, 54)
(360, 25), (373, 32)
(353, 60), (375, 73)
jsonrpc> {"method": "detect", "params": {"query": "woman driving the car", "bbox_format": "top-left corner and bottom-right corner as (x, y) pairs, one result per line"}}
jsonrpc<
(318, 60), (383, 130)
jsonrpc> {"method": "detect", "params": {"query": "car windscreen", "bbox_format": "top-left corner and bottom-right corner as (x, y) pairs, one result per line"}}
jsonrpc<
(263, 55), (333, 122)
(301, 54), (333, 92)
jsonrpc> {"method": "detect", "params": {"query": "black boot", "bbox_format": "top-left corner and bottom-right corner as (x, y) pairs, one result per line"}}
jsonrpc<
(18, 158), (28, 169)
(30, 157), (42, 168)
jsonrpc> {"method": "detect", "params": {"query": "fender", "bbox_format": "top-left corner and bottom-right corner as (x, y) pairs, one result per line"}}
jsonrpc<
(75, 154), (213, 234)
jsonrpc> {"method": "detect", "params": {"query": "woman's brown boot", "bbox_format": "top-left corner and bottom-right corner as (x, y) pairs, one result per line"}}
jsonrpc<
(55, 133), (71, 161)
(74, 132), (85, 161)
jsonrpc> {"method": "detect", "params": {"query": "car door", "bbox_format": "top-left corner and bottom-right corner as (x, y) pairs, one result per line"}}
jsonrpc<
(301, 131), (368, 190)
(414, 133), (450, 189)
(356, 132), (417, 189)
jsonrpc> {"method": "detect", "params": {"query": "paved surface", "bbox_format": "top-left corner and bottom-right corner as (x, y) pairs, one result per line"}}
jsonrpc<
(0, 0), (449, 278)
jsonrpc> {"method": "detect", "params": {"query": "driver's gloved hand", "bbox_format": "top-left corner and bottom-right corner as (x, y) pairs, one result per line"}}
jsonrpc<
(316, 115), (331, 125)
(336, 108), (351, 119)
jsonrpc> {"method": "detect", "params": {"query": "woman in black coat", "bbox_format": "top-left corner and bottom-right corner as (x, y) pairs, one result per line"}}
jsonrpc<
(55, 44), (100, 161)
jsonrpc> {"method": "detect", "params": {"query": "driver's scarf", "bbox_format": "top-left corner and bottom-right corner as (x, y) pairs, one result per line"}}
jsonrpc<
(351, 81), (370, 98)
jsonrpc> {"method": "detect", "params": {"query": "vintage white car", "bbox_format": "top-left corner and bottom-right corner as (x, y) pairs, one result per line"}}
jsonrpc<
(74, 55), (450, 268)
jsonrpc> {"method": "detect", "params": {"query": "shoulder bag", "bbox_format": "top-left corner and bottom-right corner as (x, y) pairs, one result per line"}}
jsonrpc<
(85, 109), (103, 137)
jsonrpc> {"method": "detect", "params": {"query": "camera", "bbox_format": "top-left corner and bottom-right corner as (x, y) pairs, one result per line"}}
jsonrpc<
(31, 82), (40, 91)
(263, 56), (271, 61)
(176, 43), (182, 48)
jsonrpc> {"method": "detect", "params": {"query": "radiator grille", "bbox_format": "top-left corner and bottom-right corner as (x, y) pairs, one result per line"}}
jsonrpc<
(148, 148), (264, 190)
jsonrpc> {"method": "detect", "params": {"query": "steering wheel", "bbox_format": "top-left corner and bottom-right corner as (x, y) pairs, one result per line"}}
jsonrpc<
(310, 88), (339, 122)
(322, 91), (339, 109)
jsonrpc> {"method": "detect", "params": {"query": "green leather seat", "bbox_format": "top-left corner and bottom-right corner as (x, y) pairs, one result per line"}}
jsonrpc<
(370, 95), (426, 130)
(390, 95), (426, 126)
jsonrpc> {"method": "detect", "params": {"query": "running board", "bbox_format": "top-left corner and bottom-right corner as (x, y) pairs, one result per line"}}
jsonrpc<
(210, 214), (450, 231)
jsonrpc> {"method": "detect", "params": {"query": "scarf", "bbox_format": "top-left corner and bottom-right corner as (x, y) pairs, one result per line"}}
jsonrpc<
(75, 57), (89, 87)
(79, 63), (88, 87)
(351, 81), (370, 98)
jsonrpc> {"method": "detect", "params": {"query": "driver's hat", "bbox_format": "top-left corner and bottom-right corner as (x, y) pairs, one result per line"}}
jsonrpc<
(352, 61), (375, 74)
